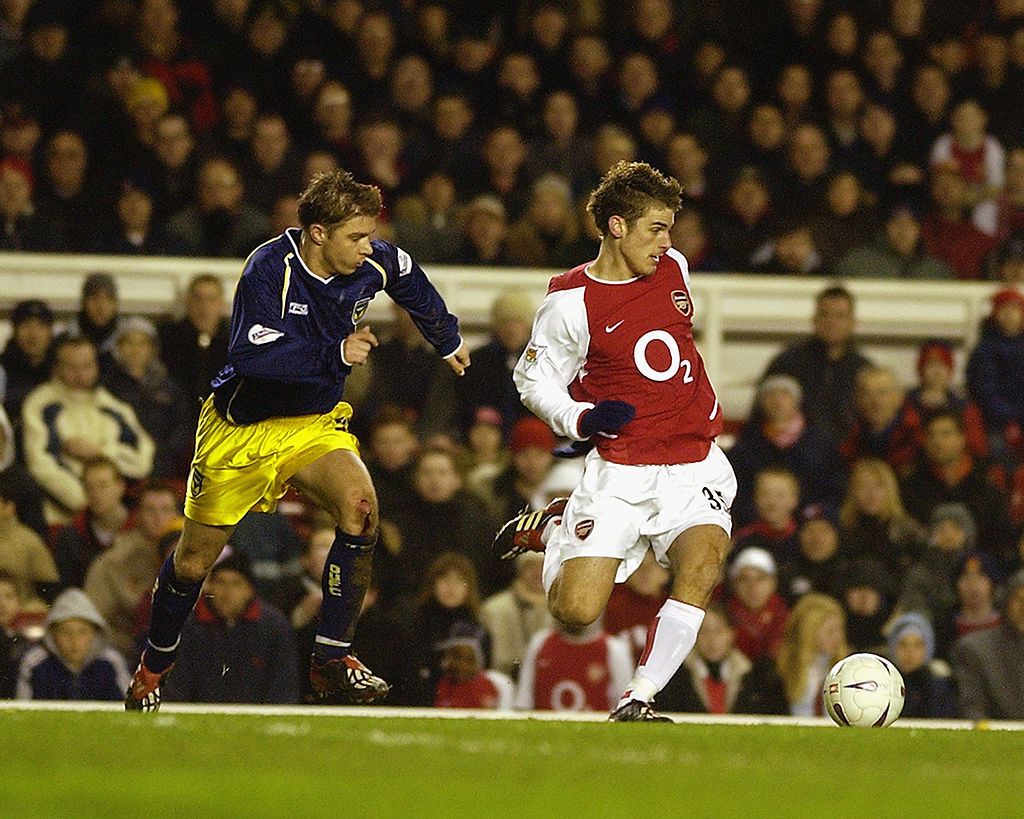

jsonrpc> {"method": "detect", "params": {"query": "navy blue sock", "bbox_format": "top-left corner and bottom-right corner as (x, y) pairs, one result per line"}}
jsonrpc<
(144, 553), (203, 673)
(313, 528), (375, 662)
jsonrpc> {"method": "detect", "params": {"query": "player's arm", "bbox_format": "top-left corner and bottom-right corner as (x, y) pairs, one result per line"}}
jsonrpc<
(227, 267), (348, 382)
(512, 290), (593, 441)
(380, 244), (465, 369)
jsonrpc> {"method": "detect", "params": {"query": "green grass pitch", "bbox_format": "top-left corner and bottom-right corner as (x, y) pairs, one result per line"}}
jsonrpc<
(3, 710), (1021, 817)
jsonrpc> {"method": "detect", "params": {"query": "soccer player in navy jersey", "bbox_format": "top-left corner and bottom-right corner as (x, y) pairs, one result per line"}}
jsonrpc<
(125, 169), (470, 710)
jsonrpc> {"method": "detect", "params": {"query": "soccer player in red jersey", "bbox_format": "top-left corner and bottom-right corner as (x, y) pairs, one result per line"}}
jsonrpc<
(494, 161), (736, 721)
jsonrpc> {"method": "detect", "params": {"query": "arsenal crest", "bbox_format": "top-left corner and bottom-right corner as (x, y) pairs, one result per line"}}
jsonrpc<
(671, 290), (691, 316)
(574, 519), (595, 540)
(351, 297), (371, 324)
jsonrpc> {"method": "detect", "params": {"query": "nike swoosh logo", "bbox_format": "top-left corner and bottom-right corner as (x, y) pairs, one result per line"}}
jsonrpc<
(605, 320), (625, 333)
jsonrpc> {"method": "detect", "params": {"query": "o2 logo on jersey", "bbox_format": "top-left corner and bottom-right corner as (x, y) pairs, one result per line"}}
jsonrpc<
(633, 330), (695, 384)
(351, 297), (371, 324)
(671, 290), (691, 316)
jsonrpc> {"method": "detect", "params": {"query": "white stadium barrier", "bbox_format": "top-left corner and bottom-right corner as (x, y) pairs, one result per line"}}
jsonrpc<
(0, 251), (1006, 421)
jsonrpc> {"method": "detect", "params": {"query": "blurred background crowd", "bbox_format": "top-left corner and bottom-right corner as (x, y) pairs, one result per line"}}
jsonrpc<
(1, 0), (1023, 719)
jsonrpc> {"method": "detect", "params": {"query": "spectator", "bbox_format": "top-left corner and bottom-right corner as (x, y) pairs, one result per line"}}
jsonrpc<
(388, 53), (434, 134)
(162, 552), (299, 704)
(378, 446), (500, 602)
(779, 122), (831, 221)
(907, 340), (989, 459)
(887, 612), (957, 719)
(83, 483), (180, 659)
(143, 112), (200, 224)
(762, 284), (871, 445)
(731, 468), (801, 564)
(954, 551), (1003, 641)
(901, 410), (1016, 568)
(966, 288), (1024, 465)
(527, 90), (592, 195)
(15, 588), (130, 701)
(778, 510), (847, 604)
(841, 559), (893, 654)
(0, 473), (58, 604)
(357, 301), (459, 439)
(663, 132), (712, 215)
(897, 63), (951, 174)
(775, 63), (816, 128)
(22, 336), (154, 518)
(515, 620), (633, 712)
(458, 289), (535, 436)
(670, 207), (725, 273)
(364, 407), (419, 525)
(433, 622), (512, 710)
(353, 117), (408, 204)
(950, 568), (1024, 720)
(840, 366), (925, 476)
(480, 551), (552, 681)
(990, 236), (1024, 283)
(93, 179), (180, 256)
(975, 147), (1024, 242)
(225, 511), (304, 608)
(402, 552), (491, 707)
(857, 102), (921, 210)
(506, 174), (580, 268)
(243, 112), (302, 215)
(861, 30), (904, 107)
(1, 299), (54, 426)
(833, 205), (954, 280)
(0, 570), (29, 698)
(656, 602), (787, 716)
(567, 33), (617, 132)
(68, 272), (126, 365)
(900, 503), (979, 659)
(930, 98), (1006, 208)
(35, 130), (96, 253)
(51, 457), (132, 590)
(729, 374), (843, 526)
(157, 273), (230, 407)
(480, 415), (555, 524)
(102, 317), (193, 479)
(123, 76), (172, 166)
(920, 163), (997, 280)
(454, 195), (512, 265)
(0, 155), (64, 251)
(209, 84), (259, 167)
(838, 458), (924, 573)
(742, 104), (788, 192)
(725, 547), (789, 663)
(602, 550), (669, 662)
(710, 166), (778, 271)
(751, 223), (824, 276)
(166, 157), (269, 257)
(404, 91), (478, 194)
(687, 64), (752, 177)
(392, 172), (461, 264)
(775, 592), (849, 717)
(809, 172), (879, 269)
(470, 125), (532, 222)
(464, 407), (507, 497)
(821, 68), (865, 169)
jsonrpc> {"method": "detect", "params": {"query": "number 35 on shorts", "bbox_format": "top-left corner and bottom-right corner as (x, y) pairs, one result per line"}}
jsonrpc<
(702, 486), (731, 513)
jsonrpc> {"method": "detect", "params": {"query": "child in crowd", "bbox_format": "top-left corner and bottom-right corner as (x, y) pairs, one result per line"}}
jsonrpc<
(841, 559), (893, 653)
(16, 588), (130, 701)
(725, 547), (789, 662)
(906, 340), (988, 457)
(887, 612), (957, 718)
(433, 622), (512, 710)
(731, 467), (801, 564)
(954, 551), (1002, 640)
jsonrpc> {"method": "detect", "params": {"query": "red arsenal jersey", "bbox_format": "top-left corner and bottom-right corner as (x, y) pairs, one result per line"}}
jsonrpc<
(514, 248), (722, 465)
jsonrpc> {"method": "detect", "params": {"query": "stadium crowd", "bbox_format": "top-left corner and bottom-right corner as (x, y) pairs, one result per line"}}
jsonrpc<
(1, 0), (1024, 719)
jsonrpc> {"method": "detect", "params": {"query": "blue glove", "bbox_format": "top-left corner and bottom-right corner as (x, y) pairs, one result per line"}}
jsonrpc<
(578, 400), (636, 439)
(553, 440), (594, 459)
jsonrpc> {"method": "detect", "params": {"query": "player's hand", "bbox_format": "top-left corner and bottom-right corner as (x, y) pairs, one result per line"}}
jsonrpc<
(578, 400), (636, 439)
(445, 342), (471, 376)
(342, 325), (378, 366)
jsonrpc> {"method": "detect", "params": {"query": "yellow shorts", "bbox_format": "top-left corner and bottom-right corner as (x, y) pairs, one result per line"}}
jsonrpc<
(184, 396), (360, 526)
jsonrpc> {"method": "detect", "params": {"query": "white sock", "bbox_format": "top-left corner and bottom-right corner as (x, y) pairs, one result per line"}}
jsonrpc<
(617, 598), (705, 706)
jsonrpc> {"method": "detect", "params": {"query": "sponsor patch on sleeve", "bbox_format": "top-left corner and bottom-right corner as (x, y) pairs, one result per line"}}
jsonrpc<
(396, 246), (413, 276)
(247, 324), (284, 345)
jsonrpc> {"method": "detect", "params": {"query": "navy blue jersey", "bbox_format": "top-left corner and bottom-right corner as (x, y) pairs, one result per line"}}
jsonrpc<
(211, 228), (462, 423)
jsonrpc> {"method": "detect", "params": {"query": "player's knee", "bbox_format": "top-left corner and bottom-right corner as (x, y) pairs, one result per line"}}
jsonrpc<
(550, 595), (603, 630)
(329, 487), (377, 533)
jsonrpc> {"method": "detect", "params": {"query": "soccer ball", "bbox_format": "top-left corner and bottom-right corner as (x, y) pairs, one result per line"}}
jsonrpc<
(822, 653), (905, 728)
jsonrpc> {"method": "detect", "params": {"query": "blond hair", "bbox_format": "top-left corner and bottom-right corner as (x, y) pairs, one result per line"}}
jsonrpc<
(838, 458), (907, 528)
(775, 593), (848, 705)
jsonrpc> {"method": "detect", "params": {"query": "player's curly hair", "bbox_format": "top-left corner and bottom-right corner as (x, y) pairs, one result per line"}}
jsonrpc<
(586, 160), (682, 237)
(297, 168), (382, 230)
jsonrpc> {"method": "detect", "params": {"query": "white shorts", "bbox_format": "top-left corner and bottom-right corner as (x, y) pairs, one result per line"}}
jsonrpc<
(542, 442), (737, 592)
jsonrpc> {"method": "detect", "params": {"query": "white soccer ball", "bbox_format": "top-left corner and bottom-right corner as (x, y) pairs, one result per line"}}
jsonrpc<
(822, 652), (905, 727)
